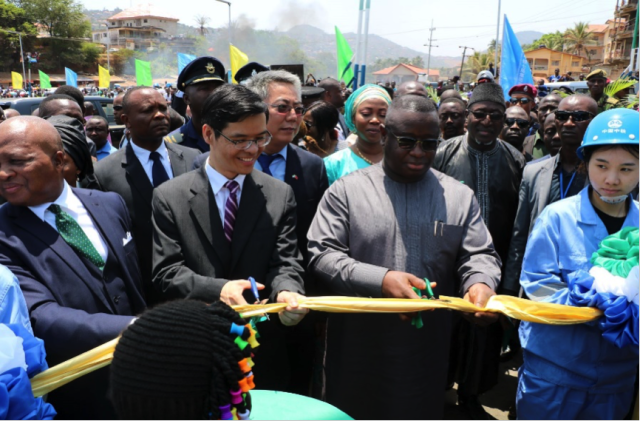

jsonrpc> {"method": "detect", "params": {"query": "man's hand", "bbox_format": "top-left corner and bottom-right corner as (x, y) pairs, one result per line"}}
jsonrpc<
(276, 291), (309, 326)
(463, 283), (498, 326)
(220, 280), (264, 306)
(381, 271), (437, 322)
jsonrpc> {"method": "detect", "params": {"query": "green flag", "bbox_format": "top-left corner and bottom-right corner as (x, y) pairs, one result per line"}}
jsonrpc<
(39, 70), (52, 89)
(135, 59), (152, 86)
(335, 26), (355, 87)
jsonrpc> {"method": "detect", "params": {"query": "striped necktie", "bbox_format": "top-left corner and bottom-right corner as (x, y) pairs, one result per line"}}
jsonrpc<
(223, 180), (239, 243)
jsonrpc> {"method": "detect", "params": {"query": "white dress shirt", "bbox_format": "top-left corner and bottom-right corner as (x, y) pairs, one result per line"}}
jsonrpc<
(254, 144), (288, 182)
(205, 158), (247, 227)
(130, 140), (174, 185)
(28, 181), (108, 262)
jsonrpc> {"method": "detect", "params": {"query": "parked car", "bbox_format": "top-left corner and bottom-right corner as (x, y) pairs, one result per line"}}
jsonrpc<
(1, 96), (125, 145)
(543, 81), (589, 94)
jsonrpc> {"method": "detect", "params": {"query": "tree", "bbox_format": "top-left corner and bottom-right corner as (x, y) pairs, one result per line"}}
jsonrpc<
(18, 0), (89, 38)
(194, 14), (210, 37)
(564, 22), (596, 61)
(0, 0), (37, 71)
(464, 51), (493, 81)
(524, 31), (564, 52)
(409, 56), (425, 68)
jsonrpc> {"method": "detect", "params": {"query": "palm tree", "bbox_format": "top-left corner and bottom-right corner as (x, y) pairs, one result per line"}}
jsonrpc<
(564, 22), (596, 61)
(464, 51), (493, 80)
(194, 15), (211, 37)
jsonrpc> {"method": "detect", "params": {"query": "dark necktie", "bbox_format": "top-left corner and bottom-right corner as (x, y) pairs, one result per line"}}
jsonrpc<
(49, 204), (105, 270)
(257, 153), (281, 177)
(150, 151), (170, 187)
(223, 180), (240, 243)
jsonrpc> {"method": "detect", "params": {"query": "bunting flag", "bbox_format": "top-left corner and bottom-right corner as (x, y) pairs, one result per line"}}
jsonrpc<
(135, 59), (152, 86)
(38, 70), (52, 89)
(177, 53), (196, 75)
(335, 26), (355, 88)
(230, 45), (249, 84)
(98, 65), (110, 89)
(499, 15), (534, 99)
(11, 72), (23, 89)
(65, 67), (78, 87)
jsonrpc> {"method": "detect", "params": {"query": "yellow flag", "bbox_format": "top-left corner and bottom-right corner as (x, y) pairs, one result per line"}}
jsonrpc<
(98, 65), (110, 89)
(11, 72), (23, 89)
(230, 45), (249, 84)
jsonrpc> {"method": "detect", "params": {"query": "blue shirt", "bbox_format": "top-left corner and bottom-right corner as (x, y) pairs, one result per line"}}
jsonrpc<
(95, 142), (117, 161)
(519, 187), (639, 392)
(254, 145), (288, 182)
(0, 264), (32, 334)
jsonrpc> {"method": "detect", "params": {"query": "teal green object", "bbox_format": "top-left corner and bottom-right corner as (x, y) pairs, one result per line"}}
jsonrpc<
(590, 227), (639, 278)
(410, 286), (424, 329)
(234, 336), (248, 350)
(324, 148), (371, 185)
(250, 390), (353, 420)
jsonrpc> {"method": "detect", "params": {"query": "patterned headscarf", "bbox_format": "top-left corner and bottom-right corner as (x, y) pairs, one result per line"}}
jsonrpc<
(344, 84), (392, 134)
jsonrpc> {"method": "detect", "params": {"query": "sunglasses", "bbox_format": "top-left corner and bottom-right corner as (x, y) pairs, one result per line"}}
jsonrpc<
(509, 97), (532, 105)
(470, 110), (504, 121)
(388, 129), (441, 152)
(113, 105), (123, 111)
(439, 112), (463, 121)
(554, 110), (595, 122)
(505, 118), (531, 129)
(269, 103), (305, 116)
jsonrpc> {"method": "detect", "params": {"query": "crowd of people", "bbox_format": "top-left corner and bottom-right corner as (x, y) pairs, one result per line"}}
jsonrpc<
(0, 55), (638, 421)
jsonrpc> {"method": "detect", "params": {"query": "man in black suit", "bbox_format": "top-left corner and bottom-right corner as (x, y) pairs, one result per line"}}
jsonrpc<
(0, 117), (145, 419)
(151, 84), (307, 390)
(91, 87), (201, 304)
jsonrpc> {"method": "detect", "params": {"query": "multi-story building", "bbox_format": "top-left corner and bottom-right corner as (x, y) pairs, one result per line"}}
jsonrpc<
(524, 47), (587, 79)
(604, 0), (638, 75)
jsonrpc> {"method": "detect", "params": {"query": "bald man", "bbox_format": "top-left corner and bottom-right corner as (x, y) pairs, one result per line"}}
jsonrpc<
(395, 81), (428, 98)
(38, 94), (97, 157)
(4, 108), (19, 119)
(440, 88), (463, 102)
(0, 117), (145, 419)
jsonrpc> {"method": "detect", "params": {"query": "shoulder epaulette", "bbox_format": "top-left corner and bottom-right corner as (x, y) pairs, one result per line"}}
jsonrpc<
(164, 132), (184, 144)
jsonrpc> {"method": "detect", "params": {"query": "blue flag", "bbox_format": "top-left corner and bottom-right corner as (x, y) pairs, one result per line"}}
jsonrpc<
(177, 53), (197, 75)
(65, 67), (78, 88)
(499, 16), (534, 100)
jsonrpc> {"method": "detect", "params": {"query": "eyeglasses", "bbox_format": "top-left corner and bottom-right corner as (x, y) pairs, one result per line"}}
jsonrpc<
(439, 112), (463, 121)
(215, 130), (272, 150)
(470, 110), (504, 121)
(303, 120), (314, 130)
(504, 118), (531, 129)
(113, 105), (123, 111)
(554, 110), (595, 122)
(269, 103), (305, 116)
(509, 97), (532, 105)
(388, 129), (441, 152)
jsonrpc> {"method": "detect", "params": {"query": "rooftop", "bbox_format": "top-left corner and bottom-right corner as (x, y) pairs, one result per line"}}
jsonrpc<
(107, 4), (179, 22)
(373, 63), (440, 76)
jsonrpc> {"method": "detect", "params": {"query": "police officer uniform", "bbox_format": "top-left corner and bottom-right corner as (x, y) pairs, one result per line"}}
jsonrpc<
(586, 69), (620, 115)
(164, 57), (226, 152)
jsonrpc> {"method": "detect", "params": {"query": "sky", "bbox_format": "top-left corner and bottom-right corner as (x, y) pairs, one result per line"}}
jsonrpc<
(79, 0), (620, 57)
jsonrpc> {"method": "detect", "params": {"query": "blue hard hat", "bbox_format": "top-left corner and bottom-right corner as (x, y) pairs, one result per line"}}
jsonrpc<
(577, 108), (639, 160)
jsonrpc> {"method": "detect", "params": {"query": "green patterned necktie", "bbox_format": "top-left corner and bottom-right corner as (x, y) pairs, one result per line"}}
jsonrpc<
(49, 204), (105, 271)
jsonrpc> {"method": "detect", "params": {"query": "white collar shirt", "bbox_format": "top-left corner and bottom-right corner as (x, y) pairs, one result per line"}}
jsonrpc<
(130, 140), (174, 185)
(205, 158), (247, 227)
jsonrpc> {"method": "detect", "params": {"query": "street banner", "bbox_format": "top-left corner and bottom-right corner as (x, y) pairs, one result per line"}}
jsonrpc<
(39, 70), (52, 89)
(98, 65), (110, 89)
(11, 72), (23, 89)
(65, 67), (78, 87)
(335, 26), (355, 88)
(177, 53), (196, 74)
(230, 45), (249, 84)
(135, 59), (152, 86)
(499, 16), (534, 99)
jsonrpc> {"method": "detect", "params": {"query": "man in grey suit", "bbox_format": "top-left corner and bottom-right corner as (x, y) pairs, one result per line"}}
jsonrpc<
(91, 87), (201, 304)
(151, 84), (307, 390)
(503, 94), (597, 294)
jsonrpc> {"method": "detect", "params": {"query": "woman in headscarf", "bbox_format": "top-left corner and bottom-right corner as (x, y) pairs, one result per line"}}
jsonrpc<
(45, 115), (94, 187)
(323, 84), (391, 185)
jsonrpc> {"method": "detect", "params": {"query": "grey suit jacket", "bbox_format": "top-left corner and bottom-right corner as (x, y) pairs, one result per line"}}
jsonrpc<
(151, 166), (305, 303)
(91, 141), (201, 302)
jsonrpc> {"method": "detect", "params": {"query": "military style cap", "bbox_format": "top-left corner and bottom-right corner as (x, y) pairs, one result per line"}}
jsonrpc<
(508, 83), (537, 98)
(178, 57), (226, 89)
(586, 69), (607, 80)
(301, 86), (325, 100)
(235, 62), (270, 84)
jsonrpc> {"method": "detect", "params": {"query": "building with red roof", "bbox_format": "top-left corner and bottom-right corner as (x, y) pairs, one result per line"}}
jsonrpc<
(373, 63), (440, 84)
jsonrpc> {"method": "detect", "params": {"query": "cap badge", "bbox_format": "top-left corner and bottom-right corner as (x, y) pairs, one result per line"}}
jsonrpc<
(206, 63), (216, 74)
(608, 120), (622, 129)
(524, 86), (528, 92)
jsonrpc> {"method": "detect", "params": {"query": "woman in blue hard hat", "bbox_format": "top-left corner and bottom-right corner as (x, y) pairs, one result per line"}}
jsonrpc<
(515, 108), (639, 420)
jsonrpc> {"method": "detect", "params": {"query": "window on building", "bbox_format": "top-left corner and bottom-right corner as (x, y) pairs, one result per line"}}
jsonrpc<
(112, 22), (116, 25)
(144, 19), (147, 23)
(551, 60), (560, 66)
(572, 61), (580, 67)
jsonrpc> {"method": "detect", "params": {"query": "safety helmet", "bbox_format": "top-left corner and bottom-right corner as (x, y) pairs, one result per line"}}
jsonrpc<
(477, 70), (495, 82)
(577, 108), (639, 160)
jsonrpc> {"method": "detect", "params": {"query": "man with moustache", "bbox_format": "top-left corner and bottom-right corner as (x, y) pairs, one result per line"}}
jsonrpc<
(522, 93), (561, 159)
(165, 57), (226, 152)
(151, 84), (307, 391)
(307, 94), (501, 419)
(438, 97), (466, 140)
(500, 106), (532, 159)
(503, 95), (596, 295)
(433, 82), (525, 418)
(90, 87), (201, 304)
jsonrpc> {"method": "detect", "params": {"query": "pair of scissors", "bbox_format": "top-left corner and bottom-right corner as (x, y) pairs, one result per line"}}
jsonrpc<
(248, 277), (269, 320)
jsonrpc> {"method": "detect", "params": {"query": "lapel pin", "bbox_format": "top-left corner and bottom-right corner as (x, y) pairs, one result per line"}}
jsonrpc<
(292, 174), (298, 180)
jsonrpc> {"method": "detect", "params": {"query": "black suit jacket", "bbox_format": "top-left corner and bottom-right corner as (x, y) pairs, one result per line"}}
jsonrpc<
(192, 144), (328, 271)
(91, 141), (201, 303)
(0, 188), (146, 419)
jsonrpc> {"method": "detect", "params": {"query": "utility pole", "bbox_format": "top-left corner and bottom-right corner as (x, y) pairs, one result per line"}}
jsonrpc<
(103, 23), (111, 73)
(494, 0), (501, 77)
(216, 0), (232, 83)
(459, 46), (474, 79)
(424, 20), (438, 83)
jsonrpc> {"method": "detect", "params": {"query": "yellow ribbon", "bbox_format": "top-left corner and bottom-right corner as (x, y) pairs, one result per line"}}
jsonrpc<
(29, 295), (601, 397)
